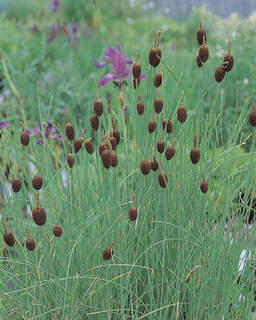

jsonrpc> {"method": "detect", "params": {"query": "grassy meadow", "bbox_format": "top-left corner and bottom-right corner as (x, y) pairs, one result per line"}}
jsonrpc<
(0, 1), (256, 319)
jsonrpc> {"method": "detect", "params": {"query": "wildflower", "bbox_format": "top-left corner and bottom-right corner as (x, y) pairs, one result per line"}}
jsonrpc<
(26, 119), (62, 145)
(0, 121), (8, 128)
(51, 0), (60, 13)
(72, 23), (79, 37)
(93, 42), (146, 87)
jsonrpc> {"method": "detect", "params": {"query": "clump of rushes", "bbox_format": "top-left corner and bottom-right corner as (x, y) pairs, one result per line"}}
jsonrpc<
(162, 119), (172, 133)
(154, 71), (163, 88)
(111, 118), (120, 145)
(197, 17), (207, 46)
(25, 229), (35, 251)
(196, 55), (203, 68)
(19, 121), (30, 146)
(158, 161), (168, 188)
(137, 90), (144, 115)
(103, 241), (114, 260)
(198, 35), (209, 63)
(53, 225), (63, 237)
(132, 53), (141, 89)
(165, 137), (176, 160)
(129, 193), (138, 221)
(157, 130), (165, 154)
(148, 118), (157, 134)
(200, 173), (208, 193)
(32, 174), (43, 190)
(11, 177), (22, 193)
(190, 135), (200, 164)
(177, 94), (187, 123)
(2, 220), (15, 247)
(151, 156), (159, 171)
(65, 107), (75, 141)
(249, 103), (256, 127)
(223, 40), (234, 72)
(32, 192), (46, 226)
(94, 99), (104, 117)
(140, 159), (151, 175)
(215, 66), (225, 83)
(148, 32), (161, 67)
(90, 114), (99, 131)
(154, 88), (163, 114)
(67, 153), (74, 168)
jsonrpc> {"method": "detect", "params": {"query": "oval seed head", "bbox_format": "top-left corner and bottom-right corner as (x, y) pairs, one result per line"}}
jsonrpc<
(4, 232), (15, 247)
(109, 136), (117, 151)
(140, 160), (151, 175)
(199, 45), (209, 63)
(137, 102), (144, 115)
(20, 131), (30, 146)
(132, 62), (141, 79)
(148, 48), (161, 67)
(90, 114), (99, 131)
(129, 207), (138, 221)
(157, 140), (165, 154)
(53, 225), (63, 237)
(11, 178), (22, 193)
(190, 148), (200, 164)
(177, 106), (187, 123)
(215, 67), (225, 83)
(154, 72), (163, 88)
(111, 153), (118, 168)
(103, 242), (114, 260)
(197, 29), (207, 46)
(67, 154), (74, 168)
(65, 123), (75, 141)
(98, 142), (107, 156)
(223, 54), (234, 72)
(196, 55), (203, 68)
(154, 98), (163, 114)
(148, 120), (157, 133)
(84, 140), (94, 154)
(26, 238), (36, 251)
(165, 145), (175, 160)
(158, 172), (168, 188)
(32, 207), (47, 226)
(200, 175), (209, 194)
(112, 129), (120, 145)
(94, 100), (104, 117)
(101, 150), (112, 169)
(249, 106), (256, 127)
(162, 119), (172, 133)
(74, 139), (83, 153)
(32, 175), (43, 190)
(151, 156), (159, 171)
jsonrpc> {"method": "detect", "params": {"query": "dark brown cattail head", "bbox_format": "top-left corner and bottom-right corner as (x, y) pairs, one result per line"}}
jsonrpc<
(137, 91), (144, 115)
(94, 99), (104, 117)
(11, 178), (22, 193)
(157, 137), (165, 154)
(53, 225), (63, 237)
(200, 174), (208, 193)
(111, 153), (118, 167)
(32, 174), (43, 190)
(165, 137), (176, 160)
(177, 106), (187, 123)
(154, 72), (163, 88)
(19, 121), (30, 146)
(4, 232), (15, 247)
(129, 207), (138, 221)
(101, 149), (113, 169)
(158, 171), (168, 188)
(65, 123), (75, 141)
(109, 135), (117, 151)
(91, 114), (99, 131)
(26, 238), (35, 251)
(99, 142), (107, 156)
(67, 153), (74, 168)
(32, 207), (46, 226)
(103, 241), (114, 260)
(132, 54), (141, 79)
(148, 32), (161, 67)
(249, 104), (256, 127)
(148, 119), (157, 133)
(190, 135), (200, 164)
(162, 119), (172, 133)
(84, 139), (94, 154)
(215, 66), (225, 83)
(154, 89), (163, 114)
(198, 44), (209, 63)
(151, 156), (159, 171)
(74, 138), (83, 153)
(197, 18), (207, 46)
(111, 118), (120, 145)
(140, 160), (151, 175)
(196, 55), (203, 68)
(223, 41), (234, 72)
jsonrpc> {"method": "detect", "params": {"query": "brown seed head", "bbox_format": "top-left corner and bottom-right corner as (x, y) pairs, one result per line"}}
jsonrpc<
(129, 207), (138, 221)
(249, 105), (256, 127)
(223, 41), (234, 72)
(94, 100), (104, 117)
(132, 62), (141, 79)
(32, 207), (47, 226)
(20, 131), (30, 146)
(101, 149), (112, 169)
(154, 72), (163, 88)
(91, 114), (99, 131)
(200, 174), (208, 193)
(74, 139), (83, 153)
(32, 175), (43, 190)
(158, 172), (168, 188)
(196, 55), (203, 68)
(148, 120), (157, 133)
(162, 119), (172, 133)
(103, 242), (114, 260)
(199, 45), (209, 63)
(177, 106), (187, 123)
(4, 232), (15, 247)
(151, 156), (159, 171)
(149, 48), (161, 67)
(26, 238), (36, 251)
(215, 67), (225, 83)
(190, 135), (200, 164)
(98, 142), (107, 156)
(140, 160), (151, 175)
(12, 178), (22, 193)
(137, 102), (144, 115)
(157, 140), (165, 154)
(165, 139), (176, 160)
(109, 136), (117, 151)
(53, 225), (63, 237)
(111, 153), (118, 167)
(65, 123), (75, 141)
(67, 154), (74, 168)
(84, 140), (94, 154)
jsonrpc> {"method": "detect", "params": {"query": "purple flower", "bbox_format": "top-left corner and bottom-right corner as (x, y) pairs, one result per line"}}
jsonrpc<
(51, 0), (60, 13)
(72, 23), (79, 37)
(26, 119), (62, 145)
(0, 121), (8, 128)
(94, 42), (146, 87)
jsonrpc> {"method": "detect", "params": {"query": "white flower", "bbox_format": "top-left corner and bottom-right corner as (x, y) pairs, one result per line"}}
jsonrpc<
(243, 78), (249, 85)
(163, 7), (170, 15)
